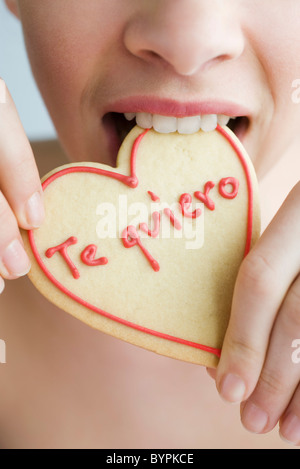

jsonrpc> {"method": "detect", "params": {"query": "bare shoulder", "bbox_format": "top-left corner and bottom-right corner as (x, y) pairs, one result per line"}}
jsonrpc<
(30, 139), (69, 177)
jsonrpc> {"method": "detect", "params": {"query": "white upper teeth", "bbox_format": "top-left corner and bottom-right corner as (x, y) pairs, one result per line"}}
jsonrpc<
(153, 114), (177, 133)
(136, 112), (153, 129)
(124, 112), (232, 134)
(200, 114), (218, 132)
(177, 116), (201, 134)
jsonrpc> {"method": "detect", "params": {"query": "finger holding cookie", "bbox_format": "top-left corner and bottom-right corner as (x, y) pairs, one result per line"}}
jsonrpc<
(0, 79), (44, 287)
(216, 181), (300, 444)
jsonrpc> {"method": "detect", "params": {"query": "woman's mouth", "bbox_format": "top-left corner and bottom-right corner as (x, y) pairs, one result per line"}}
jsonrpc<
(101, 100), (250, 164)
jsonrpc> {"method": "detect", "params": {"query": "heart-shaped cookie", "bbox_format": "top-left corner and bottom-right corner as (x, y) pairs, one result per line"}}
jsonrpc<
(23, 125), (260, 368)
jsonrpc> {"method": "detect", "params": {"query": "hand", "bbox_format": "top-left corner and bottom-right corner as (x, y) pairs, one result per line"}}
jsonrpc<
(212, 180), (300, 445)
(0, 78), (44, 293)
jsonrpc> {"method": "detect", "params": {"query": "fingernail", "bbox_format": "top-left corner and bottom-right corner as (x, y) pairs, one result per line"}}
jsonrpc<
(219, 373), (246, 403)
(241, 401), (268, 433)
(2, 239), (31, 277)
(0, 277), (5, 294)
(280, 413), (300, 446)
(25, 192), (45, 228)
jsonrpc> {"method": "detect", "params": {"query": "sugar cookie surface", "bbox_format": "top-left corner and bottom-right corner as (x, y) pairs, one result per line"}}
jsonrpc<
(22, 126), (260, 368)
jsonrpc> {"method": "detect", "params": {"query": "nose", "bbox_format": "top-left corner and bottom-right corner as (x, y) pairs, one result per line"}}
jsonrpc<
(124, 0), (245, 76)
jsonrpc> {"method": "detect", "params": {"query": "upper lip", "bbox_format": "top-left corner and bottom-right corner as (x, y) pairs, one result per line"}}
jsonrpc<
(102, 96), (251, 119)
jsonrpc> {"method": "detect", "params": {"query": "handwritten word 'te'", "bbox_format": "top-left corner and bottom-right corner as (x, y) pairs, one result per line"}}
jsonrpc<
(45, 177), (239, 276)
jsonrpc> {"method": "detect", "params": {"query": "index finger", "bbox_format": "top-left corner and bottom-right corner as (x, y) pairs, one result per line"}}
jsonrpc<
(0, 78), (44, 229)
(215, 182), (300, 403)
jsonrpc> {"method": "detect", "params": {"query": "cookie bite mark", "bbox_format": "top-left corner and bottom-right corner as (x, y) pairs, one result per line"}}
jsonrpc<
(102, 98), (251, 163)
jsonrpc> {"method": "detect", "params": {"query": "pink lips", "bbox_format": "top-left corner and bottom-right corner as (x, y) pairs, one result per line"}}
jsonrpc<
(101, 95), (251, 165)
(103, 95), (251, 119)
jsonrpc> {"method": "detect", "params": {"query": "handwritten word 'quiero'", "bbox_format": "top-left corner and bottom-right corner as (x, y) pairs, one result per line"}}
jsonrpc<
(45, 177), (239, 277)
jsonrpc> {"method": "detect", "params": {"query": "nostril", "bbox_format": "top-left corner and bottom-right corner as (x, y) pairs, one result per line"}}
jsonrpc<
(139, 49), (201, 76)
(138, 49), (165, 67)
(215, 54), (232, 64)
(147, 51), (161, 60)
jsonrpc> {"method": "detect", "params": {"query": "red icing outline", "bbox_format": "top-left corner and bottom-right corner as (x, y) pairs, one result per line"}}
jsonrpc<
(216, 126), (253, 257)
(28, 126), (254, 359)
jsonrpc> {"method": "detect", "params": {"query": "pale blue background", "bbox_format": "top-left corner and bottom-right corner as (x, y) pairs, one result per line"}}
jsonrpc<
(0, 0), (56, 140)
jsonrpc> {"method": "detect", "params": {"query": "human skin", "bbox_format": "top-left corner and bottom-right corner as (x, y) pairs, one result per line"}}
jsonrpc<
(1, 0), (300, 445)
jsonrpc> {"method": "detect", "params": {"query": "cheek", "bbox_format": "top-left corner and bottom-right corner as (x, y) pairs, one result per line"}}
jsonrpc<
(263, 64), (300, 174)
(19, 1), (125, 115)
(244, 8), (300, 174)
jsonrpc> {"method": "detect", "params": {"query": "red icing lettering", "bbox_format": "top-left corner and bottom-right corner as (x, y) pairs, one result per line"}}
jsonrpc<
(148, 191), (160, 202)
(81, 245), (108, 266)
(45, 236), (80, 279)
(179, 193), (202, 219)
(163, 208), (182, 230)
(122, 225), (160, 272)
(140, 211), (161, 238)
(194, 181), (215, 211)
(219, 177), (239, 199)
